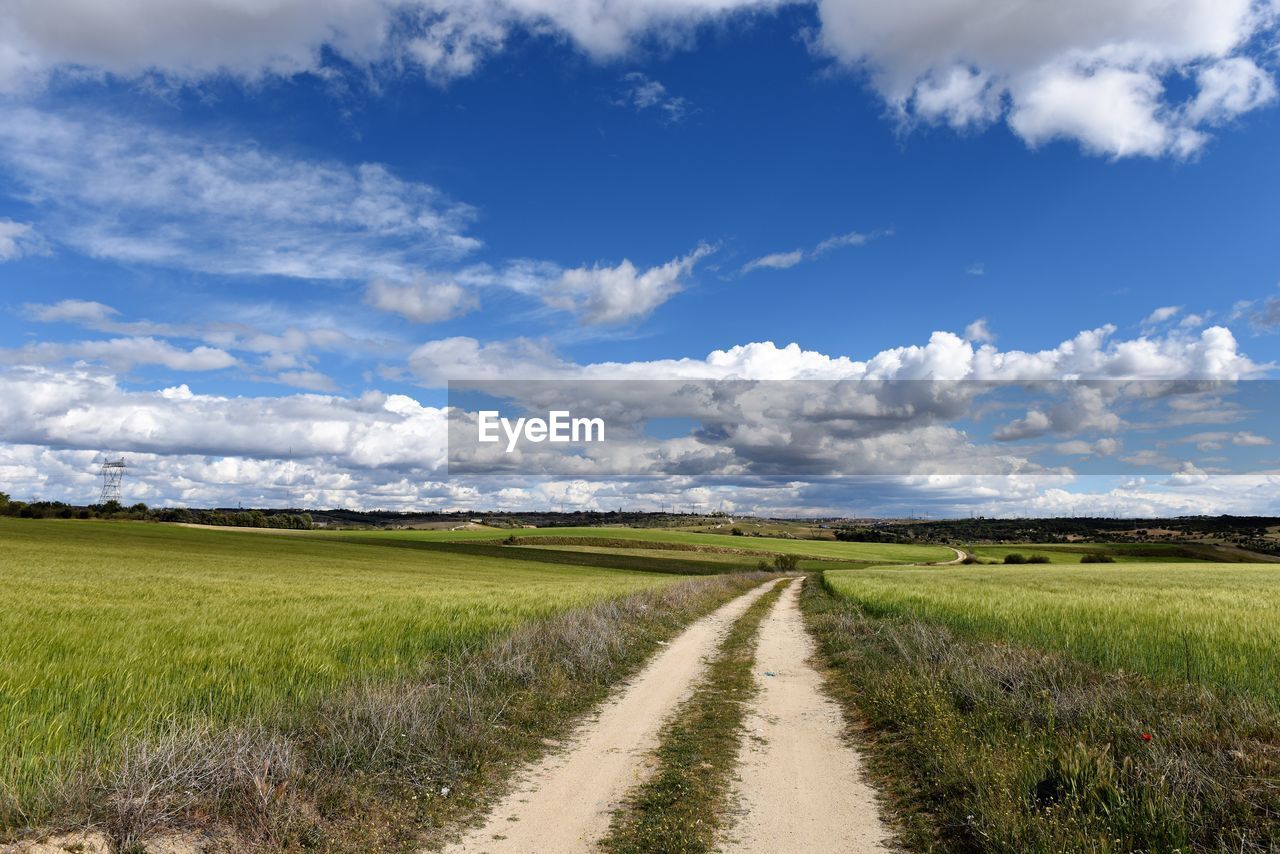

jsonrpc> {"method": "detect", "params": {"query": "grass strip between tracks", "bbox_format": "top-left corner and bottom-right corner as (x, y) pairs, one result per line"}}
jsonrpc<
(601, 579), (789, 854)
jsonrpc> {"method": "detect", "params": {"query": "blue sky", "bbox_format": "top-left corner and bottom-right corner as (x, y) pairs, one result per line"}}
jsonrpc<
(2, 0), (1280, 515)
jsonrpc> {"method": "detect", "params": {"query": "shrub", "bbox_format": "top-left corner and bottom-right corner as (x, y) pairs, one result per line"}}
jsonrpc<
(1003, 553), (1028, 564)
(773, 553), (800, 572)
(1027, 555), (1051, 564)
(1081, 553), (1116, 563)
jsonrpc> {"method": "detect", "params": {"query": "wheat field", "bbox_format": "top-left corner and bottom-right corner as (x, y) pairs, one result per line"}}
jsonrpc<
(825, 562), (1280, 700)
(0, 519), (678, 817)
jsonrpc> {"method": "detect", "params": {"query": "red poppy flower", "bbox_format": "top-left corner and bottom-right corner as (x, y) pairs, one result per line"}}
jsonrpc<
(1141, 732), (1153, 742)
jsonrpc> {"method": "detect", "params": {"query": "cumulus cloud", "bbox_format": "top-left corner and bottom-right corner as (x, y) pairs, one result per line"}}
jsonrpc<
(811, 0), (1278, 158)
(407, 317), (1266, 385)
(1, 316), (1272, 509)
(0, 367), (447, 468)
(0, 107), (480, 282)
(0, 1), (1272, 160)
(0, 0), (784, 92)
(1185, 56), (1278, 125)
(365, 276), (479, 323)
(963, 318), (994, 344)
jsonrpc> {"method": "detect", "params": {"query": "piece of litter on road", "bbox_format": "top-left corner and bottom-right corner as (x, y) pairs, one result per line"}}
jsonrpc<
(655, 640), (669, 645)
(763, 671), (776, 677)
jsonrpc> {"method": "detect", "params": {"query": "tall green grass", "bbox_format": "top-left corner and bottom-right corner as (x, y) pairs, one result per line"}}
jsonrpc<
(0, 519), (677, 819)
(826, 563), (1280, 701)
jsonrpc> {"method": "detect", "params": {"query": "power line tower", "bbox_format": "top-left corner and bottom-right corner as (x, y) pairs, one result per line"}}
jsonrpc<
(98, 457), (127, 504)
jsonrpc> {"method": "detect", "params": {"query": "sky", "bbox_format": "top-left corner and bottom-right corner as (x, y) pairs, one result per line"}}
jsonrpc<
(2, 0), (1280, 517)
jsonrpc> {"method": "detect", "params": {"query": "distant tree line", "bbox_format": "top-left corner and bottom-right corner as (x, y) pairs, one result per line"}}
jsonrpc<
(0, 494), (311, 530)
(833, 527), (912, 544)
(847, 515), (1280, 558)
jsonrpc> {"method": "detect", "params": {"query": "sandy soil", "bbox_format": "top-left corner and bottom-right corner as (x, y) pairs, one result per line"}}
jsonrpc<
(440, 578), (782, 854)
(723, 578), (892, 853)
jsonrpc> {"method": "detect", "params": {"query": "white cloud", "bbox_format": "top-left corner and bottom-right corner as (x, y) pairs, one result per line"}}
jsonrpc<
(407, 318), (1265, 385)
(741, 250), (804, 272)
(966, 262), (986, 276)
(365, 276), (479, 323)
(1180, 312), (1208, 329)
(1168, 461), (1211, 485)
(0, 0), (784, 92)
(1182, 430), (1273, 447)
(617, 72), (692, 121)
(25, 299), (119, 325)
(0, 367), (447, 469)
(813, 229), (878, 254)
(546, 244), (713, 325)
(1185, 56), (1278, 125)
(0, 218), (46, 260)
(911, 66), (1001, 128)
(0, 1), (1271, 160)
(272, 370), (341, 392)
(742, 229), (884, 274)
(963, 318), (994, 344)
(1056, 438), (1121, 456)
(994, 409), (1052, 441)
(812, 0), (1277, 158)
(20, 300), (395, 383)
(408, 336), (566, 384)
(0, 337), (237, 372)
(1, 316), (1273, 511)
(1143, 304), (1183, 327)
(0, 107), (479, 282)
(1009, 66), (1197, 158)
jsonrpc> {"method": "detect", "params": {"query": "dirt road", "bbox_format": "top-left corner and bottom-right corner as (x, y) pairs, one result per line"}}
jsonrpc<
(723, 578), (891, 853)
(442, 579), (781, 854)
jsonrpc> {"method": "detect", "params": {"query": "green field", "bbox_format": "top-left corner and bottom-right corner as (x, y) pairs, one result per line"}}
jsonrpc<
(330, 525), (955, 563)
(0, 519), (681, 813)
(825, 563), (1280, 700)
(966, 542), (1256, 563)
(509, 543), (872, 572)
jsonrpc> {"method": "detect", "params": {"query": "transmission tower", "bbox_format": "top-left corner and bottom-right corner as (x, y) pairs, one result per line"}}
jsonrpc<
(98, 457), (127, 504)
